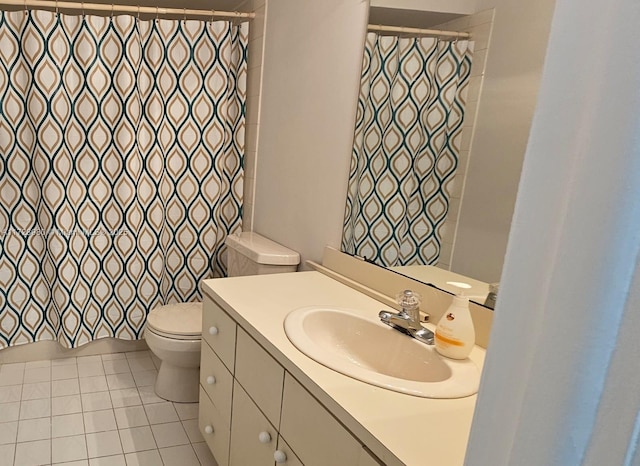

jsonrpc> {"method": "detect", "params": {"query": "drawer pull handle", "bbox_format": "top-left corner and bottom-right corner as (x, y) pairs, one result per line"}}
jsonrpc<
(206, 375), (216, 385)
(204, 425), (214, 435)
(258, 431), (271, 443)
(208, 326), (219, 335)
(274, 450), (287, 463)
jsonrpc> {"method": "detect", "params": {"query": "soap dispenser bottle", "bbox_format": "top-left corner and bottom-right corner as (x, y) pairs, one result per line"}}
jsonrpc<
(435, 285), (475, 359)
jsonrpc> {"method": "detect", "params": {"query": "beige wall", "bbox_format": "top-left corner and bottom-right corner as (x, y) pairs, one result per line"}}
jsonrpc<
(249, 0), (557, 280)
(451, 0), (557, 282)
(251, 0), (369, 268)
(431, 9), (494, 271)
(242, 0), (267, 231)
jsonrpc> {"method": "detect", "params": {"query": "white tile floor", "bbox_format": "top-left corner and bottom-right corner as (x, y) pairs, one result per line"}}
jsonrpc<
(0, 351), (217, 466)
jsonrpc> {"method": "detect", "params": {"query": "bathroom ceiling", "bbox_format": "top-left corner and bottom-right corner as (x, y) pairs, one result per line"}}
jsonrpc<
(12, 0), (252, 13)
(88, 0), (252, 11)
(14, 1), (464, 24)
(369, 7), (464, 28)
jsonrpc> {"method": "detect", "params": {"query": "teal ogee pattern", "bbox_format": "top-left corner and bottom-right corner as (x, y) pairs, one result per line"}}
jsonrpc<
(342, 33), (473, 267)
(0, 10), (247, 348)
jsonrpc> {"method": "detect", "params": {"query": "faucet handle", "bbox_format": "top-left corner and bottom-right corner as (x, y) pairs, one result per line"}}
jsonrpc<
(396, 290), (421, 313)
(484, 282), (499, 309)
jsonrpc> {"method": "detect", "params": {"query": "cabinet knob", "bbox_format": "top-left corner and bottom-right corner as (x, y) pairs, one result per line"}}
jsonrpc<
(258, 431), (271, 443)
(206, 376), (216, 385)
(274, 450), (287, 463)
(204, 425), (214, 435)
(208, 326), (219, 335)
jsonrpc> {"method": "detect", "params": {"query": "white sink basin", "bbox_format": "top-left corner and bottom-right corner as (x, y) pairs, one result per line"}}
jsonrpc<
(284, 306), (480, 398)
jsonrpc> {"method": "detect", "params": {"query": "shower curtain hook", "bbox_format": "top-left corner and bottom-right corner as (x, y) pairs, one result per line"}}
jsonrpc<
(183, 7), (186, 22)
(136, 5), (140, 21)
(155, 6), (159, 22)
(211, 9), (215, 23)
(81, 1), (85, 20)
(55, 0), (59, 16)
(110, 2), (114, 18)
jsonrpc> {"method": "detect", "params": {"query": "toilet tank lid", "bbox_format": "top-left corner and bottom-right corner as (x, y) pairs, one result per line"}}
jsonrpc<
(225, 232), (300, 265)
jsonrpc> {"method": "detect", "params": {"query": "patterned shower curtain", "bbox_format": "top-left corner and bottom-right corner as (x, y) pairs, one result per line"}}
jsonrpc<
(342, 33), (472, 267)
(0, 10), (247, 348)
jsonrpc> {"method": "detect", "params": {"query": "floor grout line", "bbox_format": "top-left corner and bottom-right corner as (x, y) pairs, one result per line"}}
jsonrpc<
(0, 351), (211, 466)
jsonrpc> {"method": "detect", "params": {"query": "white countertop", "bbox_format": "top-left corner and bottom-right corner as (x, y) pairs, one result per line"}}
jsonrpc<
(202, 271), (485, 466)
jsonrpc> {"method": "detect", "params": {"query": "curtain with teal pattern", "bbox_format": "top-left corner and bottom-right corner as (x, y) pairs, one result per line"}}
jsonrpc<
(342, 33), (472, 267)
(0, 10), (246, 348)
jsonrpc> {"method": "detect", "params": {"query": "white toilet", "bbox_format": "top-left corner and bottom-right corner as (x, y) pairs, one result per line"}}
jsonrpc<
(145, 232), (300, 402)
(144, 302), (203, 403)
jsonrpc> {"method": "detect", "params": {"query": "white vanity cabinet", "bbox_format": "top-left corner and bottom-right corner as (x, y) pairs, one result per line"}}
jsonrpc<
(199, 342), (233, 424)
(202, 297), (236, 371)
(199, 295), (384, 466)
(229, 380), (278, 465)
(280, 373), (362, 466)
(198, 385), (231, 466)
(234, 327), (284, 428)
(275, 436), (303, 465)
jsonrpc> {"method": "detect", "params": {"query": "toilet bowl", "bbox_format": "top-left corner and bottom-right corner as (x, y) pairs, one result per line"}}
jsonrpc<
(145, 302), (203, 403)
(146, 232), (300, 403)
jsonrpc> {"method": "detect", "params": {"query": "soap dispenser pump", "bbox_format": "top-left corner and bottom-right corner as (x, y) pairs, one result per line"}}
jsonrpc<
(435, 283), (475, 359)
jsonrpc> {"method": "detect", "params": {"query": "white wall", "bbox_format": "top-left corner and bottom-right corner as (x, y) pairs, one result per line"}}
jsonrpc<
(370, 0), (474, 15)
(250, 0), (556, 280)
(450, 0), (557, 283)
(242, 0), (266, 231)
(430, 9), (494, 271)
(252, 0), (369, 268)
(466, 0), (640, 463)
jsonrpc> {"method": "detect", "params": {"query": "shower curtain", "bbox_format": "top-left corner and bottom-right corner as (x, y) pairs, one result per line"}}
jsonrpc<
(342, 33), (472, 267)
(0, 10), (247, 348)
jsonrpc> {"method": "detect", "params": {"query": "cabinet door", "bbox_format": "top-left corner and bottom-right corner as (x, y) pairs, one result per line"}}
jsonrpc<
(199, 387), (231, 466)
(235, 327), (284, 428)
(200, 341), (234, 428)
(229, 381), (277, 466)
(203, 296), (237, 372)
(274, 436), (303, 466)
(280, 374), (361, 466)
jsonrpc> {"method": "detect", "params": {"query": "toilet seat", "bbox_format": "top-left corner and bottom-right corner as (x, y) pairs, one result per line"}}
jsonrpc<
(147, 302), (203, 341)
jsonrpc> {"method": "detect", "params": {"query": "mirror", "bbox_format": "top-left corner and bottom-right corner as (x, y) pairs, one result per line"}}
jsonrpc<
(341, 2), (552, 309)
(388, 264), (492, 305)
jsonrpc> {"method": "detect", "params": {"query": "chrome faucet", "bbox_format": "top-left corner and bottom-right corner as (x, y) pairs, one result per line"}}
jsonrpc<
(378, 290), (434, 345)
(484, 282), (499, 309)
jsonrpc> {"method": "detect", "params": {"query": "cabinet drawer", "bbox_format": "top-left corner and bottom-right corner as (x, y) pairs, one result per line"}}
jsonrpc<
(199, 387), (231, 466)
(275, 436), (303, 466)
(229, 381), (278, 466)
(280, 374), (361, 466)
(200, 341), (234, 428)
(203, 296), (237, 372)
(235, 327), (284, 428)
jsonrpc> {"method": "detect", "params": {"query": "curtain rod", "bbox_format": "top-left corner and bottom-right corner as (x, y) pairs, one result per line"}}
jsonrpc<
(368, 24), (470, 39)
(0, 0), (255, 19)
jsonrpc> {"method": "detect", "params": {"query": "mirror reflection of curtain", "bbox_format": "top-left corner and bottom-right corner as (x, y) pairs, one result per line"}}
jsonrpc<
(342, 33), (473, 267)
(0, 10), (246, 348)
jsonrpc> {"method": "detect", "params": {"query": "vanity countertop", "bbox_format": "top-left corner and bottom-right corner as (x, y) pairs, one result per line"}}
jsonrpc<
(202, 271), (485, 466)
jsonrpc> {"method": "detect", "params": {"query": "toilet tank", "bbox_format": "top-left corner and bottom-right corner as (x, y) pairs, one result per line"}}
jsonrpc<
(225, 232), (300, 277)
